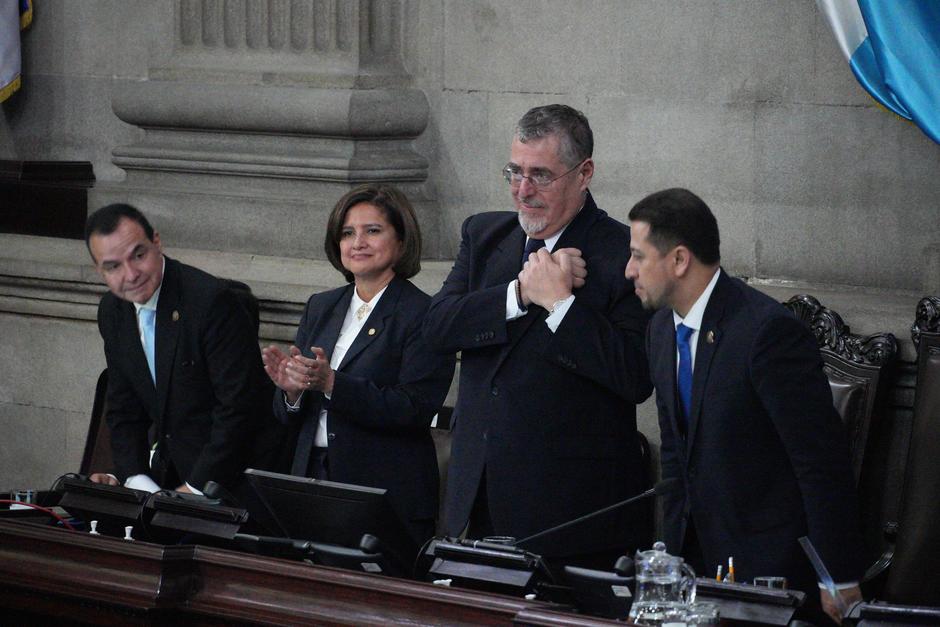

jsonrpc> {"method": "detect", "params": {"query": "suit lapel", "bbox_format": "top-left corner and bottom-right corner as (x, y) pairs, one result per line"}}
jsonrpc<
(338, 278), (404, 370)
(661, 320), (683, 445)
(154, 258), (182, 421)
(491, 226), (527, 286)
(686, 270), (728, 452)
(309, 285), (354, 361)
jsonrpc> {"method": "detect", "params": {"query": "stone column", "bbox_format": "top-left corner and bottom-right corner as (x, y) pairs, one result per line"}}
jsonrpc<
(99, 0), (436, 259)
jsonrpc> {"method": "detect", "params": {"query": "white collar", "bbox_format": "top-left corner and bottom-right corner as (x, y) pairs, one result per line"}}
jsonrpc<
(133, 257), (165, 315)
(673, 267), (721, 331)
(351, 282), (390, 313)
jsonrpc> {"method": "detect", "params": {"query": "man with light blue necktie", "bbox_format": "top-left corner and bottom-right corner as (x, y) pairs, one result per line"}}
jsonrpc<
(85, 203), (275, 495)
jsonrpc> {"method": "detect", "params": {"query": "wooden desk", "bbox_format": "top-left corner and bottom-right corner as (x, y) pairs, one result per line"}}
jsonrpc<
(0, 520), (620, 625)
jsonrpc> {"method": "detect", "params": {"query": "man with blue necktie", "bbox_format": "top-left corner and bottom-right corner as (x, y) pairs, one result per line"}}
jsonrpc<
(626, 188), (864, 624)
(85, 203), (274, 495)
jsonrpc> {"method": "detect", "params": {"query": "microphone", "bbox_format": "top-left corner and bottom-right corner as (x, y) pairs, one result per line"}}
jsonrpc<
(514, 478), (681, 549)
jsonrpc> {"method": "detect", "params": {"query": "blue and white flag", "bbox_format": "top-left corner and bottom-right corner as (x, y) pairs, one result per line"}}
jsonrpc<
(817, 0), (940, 145)
(1, 0), (31, 103)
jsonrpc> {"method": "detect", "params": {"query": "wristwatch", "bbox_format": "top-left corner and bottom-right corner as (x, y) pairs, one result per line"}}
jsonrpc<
(548, 297), (569, 314)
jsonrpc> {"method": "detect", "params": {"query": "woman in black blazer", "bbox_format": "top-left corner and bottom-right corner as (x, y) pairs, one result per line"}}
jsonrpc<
(262, 185), (455, 545)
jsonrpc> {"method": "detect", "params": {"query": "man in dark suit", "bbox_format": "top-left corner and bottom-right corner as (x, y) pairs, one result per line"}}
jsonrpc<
(424, 105), (652, 567)
(86, 203), (273, 494)
(626, 188), (864, 623)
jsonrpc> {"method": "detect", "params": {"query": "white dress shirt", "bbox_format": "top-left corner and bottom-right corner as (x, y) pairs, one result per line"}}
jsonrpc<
(671, 267), (721, 372)
(505, 223), (576, 332)
(286, 284), (389, 448)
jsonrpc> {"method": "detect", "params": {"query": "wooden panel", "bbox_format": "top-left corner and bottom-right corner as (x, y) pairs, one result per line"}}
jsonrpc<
(0, 520), (626, 626)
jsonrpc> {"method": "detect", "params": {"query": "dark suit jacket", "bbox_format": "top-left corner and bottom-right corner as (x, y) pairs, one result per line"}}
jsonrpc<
(647, 269), (865, 591)
(98, 257), (275, 491)
(273, 277), (455, 543)
(423, 193), (652, 557)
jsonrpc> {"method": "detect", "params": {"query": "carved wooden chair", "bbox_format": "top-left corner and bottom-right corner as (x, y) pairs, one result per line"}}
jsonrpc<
(883, 296), (940, 604)
(783, 294), (898, 484)
(783, 294), (899, 595)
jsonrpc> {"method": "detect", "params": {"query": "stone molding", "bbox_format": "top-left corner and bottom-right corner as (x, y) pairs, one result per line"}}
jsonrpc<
(0, 234), (451, 344)
(111, 83), (429, 182)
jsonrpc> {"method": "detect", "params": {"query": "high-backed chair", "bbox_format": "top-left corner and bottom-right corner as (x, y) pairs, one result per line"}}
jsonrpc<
(883, 296), (940, 604)
(79, 369), (113, 476)
(783, 295), (899, 595)
(783, 294), (898, 484)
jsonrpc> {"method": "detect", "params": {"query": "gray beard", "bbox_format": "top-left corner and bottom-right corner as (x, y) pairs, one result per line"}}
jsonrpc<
(517, 211), (548, 237)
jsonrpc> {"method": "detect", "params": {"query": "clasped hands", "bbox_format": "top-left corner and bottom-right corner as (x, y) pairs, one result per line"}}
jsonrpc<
(518, 247), (587, 309)
(262, 345), (335, 404)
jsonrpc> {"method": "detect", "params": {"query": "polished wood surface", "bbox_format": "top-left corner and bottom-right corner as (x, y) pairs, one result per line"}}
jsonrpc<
(0, 519), (622, 626)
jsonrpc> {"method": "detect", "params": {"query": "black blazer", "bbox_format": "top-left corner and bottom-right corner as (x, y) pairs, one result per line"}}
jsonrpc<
(423, 193), (653, 557)
(273, 277), (455, 542)
(98, 257), (274, 491)
(647, 269), (865, 591)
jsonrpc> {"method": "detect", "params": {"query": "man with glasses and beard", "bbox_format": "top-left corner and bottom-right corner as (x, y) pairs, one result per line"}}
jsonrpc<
(424, 104), (653, 572)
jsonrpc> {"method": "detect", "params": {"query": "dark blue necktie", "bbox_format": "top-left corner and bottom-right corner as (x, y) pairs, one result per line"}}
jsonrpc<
(522, 238), (545, 266)
(676, 323), (694, 423)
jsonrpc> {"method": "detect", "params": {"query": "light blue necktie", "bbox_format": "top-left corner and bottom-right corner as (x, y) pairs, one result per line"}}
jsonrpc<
(139, 308), (156, 383)
(676, 323), (694, 425)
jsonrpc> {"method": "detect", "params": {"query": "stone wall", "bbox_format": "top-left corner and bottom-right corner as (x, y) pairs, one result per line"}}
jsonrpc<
(1, 0), (938, 496)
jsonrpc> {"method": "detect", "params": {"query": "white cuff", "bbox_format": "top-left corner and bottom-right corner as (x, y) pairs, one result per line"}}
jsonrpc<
(544, 295), (575, 333)
(506, 281), (527, 320)
(184, 482), (203, 495)
(284, 390), (304, 411)
(124, 474), (161, 493)
(818, 581), (859, 590)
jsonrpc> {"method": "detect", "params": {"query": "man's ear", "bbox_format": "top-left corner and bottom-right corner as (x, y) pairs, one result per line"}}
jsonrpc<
(578, 158), (594, 191)
(152, 231), (162, 252)
(673, 246), (692, 278)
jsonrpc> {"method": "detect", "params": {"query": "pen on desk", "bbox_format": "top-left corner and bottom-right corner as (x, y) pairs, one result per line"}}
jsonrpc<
(798, 536), (848, 618)
(728, 556), (735, 583)
(715, 564), (723, 581)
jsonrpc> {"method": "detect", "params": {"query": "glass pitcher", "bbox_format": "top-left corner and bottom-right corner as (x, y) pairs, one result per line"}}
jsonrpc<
(628, 541), (697, 625)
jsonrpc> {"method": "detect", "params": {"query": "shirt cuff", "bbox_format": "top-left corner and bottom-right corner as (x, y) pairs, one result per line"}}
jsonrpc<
(124, 474), (161, 493)
(544, 295), (575, 333)
(505, 281), (527, 320)
(818, 582), (859, 590)
(184, 482), (203, 495)
(284, 390), (304, 411)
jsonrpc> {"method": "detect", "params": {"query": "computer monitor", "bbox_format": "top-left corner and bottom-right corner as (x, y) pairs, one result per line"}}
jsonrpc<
(243, 469), (418, 576)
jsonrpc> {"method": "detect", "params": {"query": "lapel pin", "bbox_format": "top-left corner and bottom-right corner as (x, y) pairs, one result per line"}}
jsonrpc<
(706, 330), (715, 344)
(368, 328), (376, 336)
(172, 310), (180, 322)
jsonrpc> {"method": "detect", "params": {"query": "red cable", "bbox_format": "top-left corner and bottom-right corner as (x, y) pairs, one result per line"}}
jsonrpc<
(0, 500), (77, 531)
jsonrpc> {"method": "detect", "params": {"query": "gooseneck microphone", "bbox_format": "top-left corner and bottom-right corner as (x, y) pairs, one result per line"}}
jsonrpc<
(514, 478), (681, 549)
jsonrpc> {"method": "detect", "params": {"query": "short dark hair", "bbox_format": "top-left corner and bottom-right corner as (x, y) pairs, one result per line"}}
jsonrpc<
(515, 104), (593, 167)
(325, 184), (422, 282)
(84, 203), (155, 257)
(628, 188), (721, 265)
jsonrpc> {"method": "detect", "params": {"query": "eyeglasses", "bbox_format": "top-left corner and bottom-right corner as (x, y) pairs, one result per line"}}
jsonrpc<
(502, 159), (585, 189)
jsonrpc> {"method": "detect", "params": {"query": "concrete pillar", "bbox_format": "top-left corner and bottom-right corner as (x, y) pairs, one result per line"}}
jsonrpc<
(97, 0), (437, 258)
